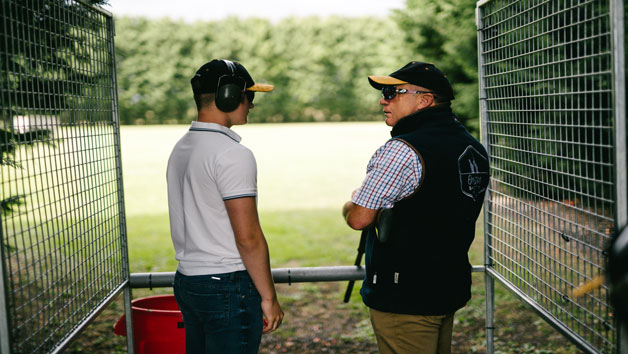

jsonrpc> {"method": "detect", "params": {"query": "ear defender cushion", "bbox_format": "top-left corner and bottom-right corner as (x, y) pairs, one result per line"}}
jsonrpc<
(216, 82), (243, 112)
(215, 59), (245, 112)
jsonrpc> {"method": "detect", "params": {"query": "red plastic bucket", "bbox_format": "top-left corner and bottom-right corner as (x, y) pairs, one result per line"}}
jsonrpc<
(114, 295), (185, 354)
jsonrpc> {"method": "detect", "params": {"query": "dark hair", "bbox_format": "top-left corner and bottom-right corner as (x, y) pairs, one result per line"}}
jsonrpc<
(194, 93), (215, 111)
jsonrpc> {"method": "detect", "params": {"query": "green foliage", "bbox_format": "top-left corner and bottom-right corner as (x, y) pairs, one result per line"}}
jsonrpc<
(1, 0), (108, 223)
(1, 0), (109, 220)
(1, 127), (53, 254)
(392, 0), (480, 136)
(0, 0), (110, 115)
(479, 2), (615, 202)
(1, 128), (52, 167)
(112, 3), (482, 135)
(113, 3), (485, 135)
(1, 195), (25, 217)
(0, 128), (52, 218)
(114, 16), (406, 125)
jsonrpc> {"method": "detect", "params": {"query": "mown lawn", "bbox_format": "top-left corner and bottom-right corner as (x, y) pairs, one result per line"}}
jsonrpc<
(66, 123), (580, 353)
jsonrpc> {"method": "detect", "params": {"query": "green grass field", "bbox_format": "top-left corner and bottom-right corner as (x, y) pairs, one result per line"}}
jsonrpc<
(109, 123), (579, 353)
(121, 122), (395, 272)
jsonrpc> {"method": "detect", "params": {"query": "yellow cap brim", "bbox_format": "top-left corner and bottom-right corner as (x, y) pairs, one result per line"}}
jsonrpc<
(247, 83), (274, 92)
(368, 76), (408, 89)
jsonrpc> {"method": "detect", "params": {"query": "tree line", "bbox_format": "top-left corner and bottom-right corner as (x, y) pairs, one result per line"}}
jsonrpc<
(0, 0), (479, 220)
(114, 0), (481, 136)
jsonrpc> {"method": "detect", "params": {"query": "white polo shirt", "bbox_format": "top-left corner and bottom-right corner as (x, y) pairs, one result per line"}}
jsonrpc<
(167, 121), (257, 275)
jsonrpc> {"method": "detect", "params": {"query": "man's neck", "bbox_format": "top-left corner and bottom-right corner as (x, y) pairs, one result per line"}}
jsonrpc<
(197, 109), (231, 128)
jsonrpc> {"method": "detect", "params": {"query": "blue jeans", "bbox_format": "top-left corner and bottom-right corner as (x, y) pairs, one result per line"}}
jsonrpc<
(173, 270), (263, 354)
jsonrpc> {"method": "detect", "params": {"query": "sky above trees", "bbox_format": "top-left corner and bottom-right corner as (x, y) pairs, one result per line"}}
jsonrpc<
(105, 0), (406, 22)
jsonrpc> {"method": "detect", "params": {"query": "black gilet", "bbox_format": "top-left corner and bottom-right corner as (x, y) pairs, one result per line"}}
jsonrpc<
(360, 105), (490, 315)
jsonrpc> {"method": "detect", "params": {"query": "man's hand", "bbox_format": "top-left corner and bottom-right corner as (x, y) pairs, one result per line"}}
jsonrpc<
(261, 297), (284, 334)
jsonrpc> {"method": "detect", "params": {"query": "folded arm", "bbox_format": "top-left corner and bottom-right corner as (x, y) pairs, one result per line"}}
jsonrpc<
(342, 201), (378, 230)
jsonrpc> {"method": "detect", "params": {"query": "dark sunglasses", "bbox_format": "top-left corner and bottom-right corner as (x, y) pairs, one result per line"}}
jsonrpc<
(381, 86), (435, 100)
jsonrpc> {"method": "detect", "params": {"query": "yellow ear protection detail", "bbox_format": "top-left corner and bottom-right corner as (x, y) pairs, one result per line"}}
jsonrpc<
(215, 60), (246, 112)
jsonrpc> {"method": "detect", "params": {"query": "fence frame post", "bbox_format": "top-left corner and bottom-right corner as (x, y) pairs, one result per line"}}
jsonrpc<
(612, 0), (627, 352)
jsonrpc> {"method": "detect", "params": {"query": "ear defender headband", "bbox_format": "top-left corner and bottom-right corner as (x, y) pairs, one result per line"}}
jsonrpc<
(215, 60), (247, 112)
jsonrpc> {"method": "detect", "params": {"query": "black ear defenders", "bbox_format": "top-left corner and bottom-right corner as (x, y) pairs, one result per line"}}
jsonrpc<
(215, 60), (246, 112)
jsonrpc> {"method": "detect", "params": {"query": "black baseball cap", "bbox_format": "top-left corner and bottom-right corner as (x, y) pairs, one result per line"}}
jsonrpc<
(191, 59), (274, 95)
(368, 61), (455, 100)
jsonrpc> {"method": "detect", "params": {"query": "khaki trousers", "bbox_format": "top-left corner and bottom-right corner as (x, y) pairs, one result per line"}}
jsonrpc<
(369, 308), (455, 354)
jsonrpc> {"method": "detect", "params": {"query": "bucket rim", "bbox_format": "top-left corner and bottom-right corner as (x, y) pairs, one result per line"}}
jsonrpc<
(131, 294), (181, 313)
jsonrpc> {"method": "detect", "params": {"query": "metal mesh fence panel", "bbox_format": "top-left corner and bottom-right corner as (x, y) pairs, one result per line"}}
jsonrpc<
(0, 1), (127, 353)
(477, 0), (624, 353)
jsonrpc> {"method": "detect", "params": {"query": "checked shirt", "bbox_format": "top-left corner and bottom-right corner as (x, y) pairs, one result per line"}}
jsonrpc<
(352, 139), (423, 210)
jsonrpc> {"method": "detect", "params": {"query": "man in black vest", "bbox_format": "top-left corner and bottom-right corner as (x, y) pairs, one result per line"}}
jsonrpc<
(342, 61), (490, 354)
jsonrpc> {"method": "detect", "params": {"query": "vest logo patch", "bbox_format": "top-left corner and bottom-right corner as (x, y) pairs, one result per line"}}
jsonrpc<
(458, 146), (489, 201)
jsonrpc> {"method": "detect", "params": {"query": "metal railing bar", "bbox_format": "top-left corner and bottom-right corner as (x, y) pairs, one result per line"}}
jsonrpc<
(129, 266), (487, 289)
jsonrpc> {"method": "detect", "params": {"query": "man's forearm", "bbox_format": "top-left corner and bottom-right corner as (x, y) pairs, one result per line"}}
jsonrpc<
(235, 230), (284, 334)
(225, 196), (283, 333)
(343, 200), (378, 230)
(235, 235), (276, 301)
(224, 197), (277, 299)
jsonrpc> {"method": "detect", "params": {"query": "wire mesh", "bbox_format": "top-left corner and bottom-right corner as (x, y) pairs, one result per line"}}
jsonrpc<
(0, 1), (127, 353)
(477, 0), (621, 353)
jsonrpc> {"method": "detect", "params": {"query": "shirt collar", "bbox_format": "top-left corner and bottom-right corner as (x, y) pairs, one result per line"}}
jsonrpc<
(189, 121), (242, 143)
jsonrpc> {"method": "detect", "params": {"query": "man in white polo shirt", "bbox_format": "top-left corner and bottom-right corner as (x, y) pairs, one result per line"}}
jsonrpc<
(167, 59), (283, 353)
